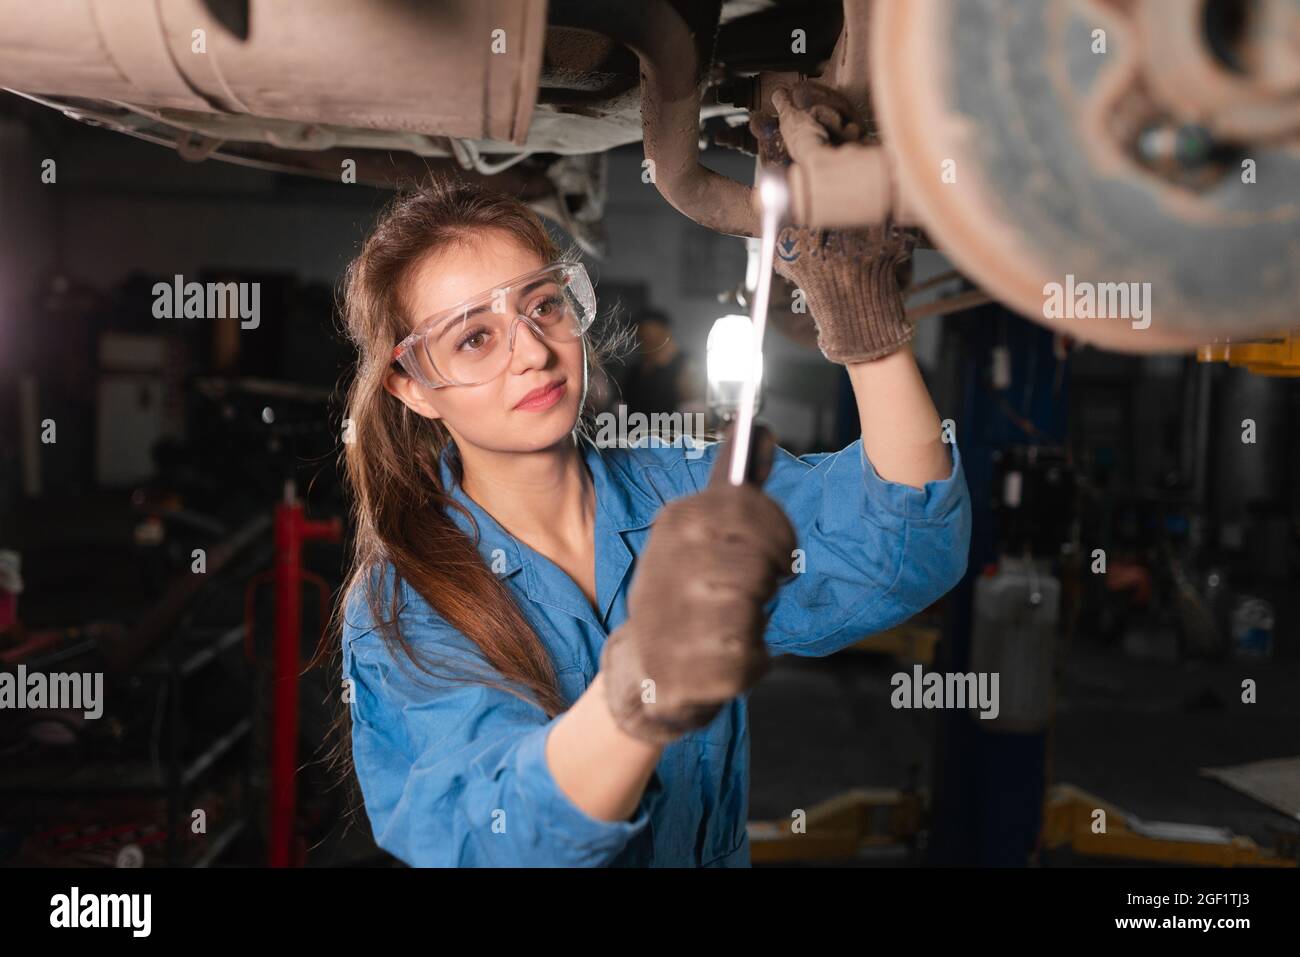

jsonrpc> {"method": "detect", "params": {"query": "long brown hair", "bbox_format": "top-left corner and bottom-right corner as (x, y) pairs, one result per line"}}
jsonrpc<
(313, 174), (631, 810)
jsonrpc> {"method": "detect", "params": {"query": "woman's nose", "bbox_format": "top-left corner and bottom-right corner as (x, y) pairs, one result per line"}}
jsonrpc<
(507, 316), (552, 370)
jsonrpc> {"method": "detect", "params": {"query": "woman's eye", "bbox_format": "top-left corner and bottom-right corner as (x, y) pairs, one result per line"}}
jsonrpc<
(455, 326), (492, 351)
(530, 295), (565, 320)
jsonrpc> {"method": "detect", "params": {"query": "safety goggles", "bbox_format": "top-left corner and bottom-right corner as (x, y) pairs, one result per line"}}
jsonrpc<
(391, 261), (597, 388)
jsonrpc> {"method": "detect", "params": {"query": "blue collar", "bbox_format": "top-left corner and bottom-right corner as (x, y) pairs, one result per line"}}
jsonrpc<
(436, 434), (660, 627)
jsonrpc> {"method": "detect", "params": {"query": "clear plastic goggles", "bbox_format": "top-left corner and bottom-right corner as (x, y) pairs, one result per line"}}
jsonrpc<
(392, 261), (596, 388)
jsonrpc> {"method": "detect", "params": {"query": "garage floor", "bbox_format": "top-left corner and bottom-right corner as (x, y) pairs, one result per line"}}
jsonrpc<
(748, 641), (1300, 865)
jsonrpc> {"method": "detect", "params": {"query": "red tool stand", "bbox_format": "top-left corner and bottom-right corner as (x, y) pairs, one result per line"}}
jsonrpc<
(247, 482), (341, 867)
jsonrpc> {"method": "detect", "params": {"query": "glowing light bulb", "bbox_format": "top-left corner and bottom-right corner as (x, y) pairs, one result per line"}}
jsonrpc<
(707, 314), (763, 421)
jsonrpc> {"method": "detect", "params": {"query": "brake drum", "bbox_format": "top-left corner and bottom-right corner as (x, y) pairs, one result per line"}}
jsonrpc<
(870, 0), (1300, 351)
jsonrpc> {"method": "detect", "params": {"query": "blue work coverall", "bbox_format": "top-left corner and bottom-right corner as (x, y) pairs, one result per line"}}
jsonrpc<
(343, 433), (971, 866)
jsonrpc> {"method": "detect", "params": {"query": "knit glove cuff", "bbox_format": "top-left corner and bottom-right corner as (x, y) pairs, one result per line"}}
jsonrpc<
(782, 233), (914, 364)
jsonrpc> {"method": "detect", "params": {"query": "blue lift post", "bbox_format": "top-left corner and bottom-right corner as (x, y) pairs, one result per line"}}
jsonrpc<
(934, 304), (1070, 865)
(834, 304), (1071, 865)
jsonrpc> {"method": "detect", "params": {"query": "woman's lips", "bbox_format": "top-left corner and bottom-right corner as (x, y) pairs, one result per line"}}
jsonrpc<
(514, 380), (566, 411)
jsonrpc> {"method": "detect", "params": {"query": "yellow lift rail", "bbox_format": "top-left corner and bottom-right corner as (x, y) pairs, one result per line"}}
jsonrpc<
(1198, 332), (1300, 377)
(749, 783), (1298, 866)
(1041, 784), (1297, 867)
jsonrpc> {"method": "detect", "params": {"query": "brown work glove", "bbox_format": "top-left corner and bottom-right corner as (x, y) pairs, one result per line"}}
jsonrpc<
(749, 80), (917, 364)
(599, 426), (797, 744)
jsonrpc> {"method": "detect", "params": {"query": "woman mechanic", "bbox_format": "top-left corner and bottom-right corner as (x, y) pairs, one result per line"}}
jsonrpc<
(335, 82), (972, 866)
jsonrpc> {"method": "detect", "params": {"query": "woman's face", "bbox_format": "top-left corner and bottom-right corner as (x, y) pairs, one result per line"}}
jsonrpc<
(386, 230), (588, 455)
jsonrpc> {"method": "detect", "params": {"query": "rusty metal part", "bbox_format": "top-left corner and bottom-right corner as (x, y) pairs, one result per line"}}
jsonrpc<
(549, 0), (760, 238)
(810, 0), (921, 225)
(905, 288), (996, 323)
(1137, 0), (1300, 143)
(903, 268), (963, 298)
(0, 0), (547, 144)
(816, 0), (875, 118)
(541, 26), (639, 90)
(0, 0), (890, 240)
(716, 71), (803, 114)
(870, 0), (1300, 352)
(744, 0), (916, 230)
